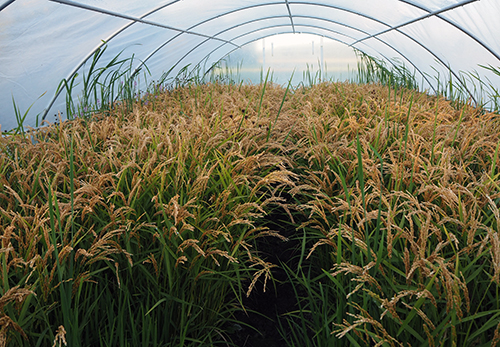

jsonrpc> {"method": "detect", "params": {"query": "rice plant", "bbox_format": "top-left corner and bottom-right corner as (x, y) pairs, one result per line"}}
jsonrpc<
(278, 82), (500, 346)
(1, 48), (500, 347)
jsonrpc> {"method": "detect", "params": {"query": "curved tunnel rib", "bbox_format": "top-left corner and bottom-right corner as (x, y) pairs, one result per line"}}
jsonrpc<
(38, 0), (496, 119)
(41, 0), (197, 120)
(144, 13), (437, 94)
(161, 1), (479, 98)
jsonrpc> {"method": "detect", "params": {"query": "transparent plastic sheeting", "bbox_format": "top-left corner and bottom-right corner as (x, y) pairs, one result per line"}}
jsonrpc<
(1, 0), (500, 131)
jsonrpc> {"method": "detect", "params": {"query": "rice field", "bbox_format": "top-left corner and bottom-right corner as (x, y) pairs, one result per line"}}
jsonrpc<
(1, 76), (500, 346)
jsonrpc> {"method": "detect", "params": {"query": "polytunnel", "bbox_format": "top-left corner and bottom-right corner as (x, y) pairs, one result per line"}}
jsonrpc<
(1, 0), (500, 131)
(4, 2), (500, 347)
